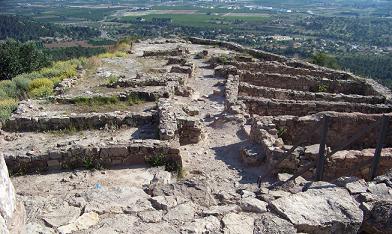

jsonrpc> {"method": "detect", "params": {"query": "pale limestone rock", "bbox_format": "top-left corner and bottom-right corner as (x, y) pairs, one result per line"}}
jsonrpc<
(271, 187), (363, 234)
(240, 197), (268, 213)
(138, 210), (163, 223)
(254, 213), (297, 234)
(26, 222), (55, 234)
(222, 213), (254, 234)
(42, 204), (80, 228)
(163, 202), (195, 222)
(0, 154), (15, 224)
(149, 196), (178, 210)
(58, 212), (99, 234)
(202, 205), (241, 217)
(181, 216), (221, 233)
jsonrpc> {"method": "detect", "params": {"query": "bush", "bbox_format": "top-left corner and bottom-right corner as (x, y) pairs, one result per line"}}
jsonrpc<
(13, 75), (31, 92)
(0, 80), (17, 99)
(28, 78), (54, 97)
(0, 98), (18, 122)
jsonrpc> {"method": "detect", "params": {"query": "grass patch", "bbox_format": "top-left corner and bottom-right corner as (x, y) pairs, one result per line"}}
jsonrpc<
(145, 153), (181, 173)
(0, 98), (18, 122)
(277, 126), (287, 138)
(70, 94), (145, 112)
(28, 78), (54, 98)
(97, 51), (127, 59)
(106, 75), (120, 86)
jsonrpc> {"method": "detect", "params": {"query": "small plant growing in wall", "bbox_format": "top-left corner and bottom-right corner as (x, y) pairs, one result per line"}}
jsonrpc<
(277, 127), (287, 138)
(145, 153), (181, 173)
(317, 84), (328, 93)
(106, 75), (120, 86)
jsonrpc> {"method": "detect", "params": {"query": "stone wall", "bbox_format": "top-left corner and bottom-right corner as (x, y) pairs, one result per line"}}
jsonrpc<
(188, 37), (287, 62)
(188, 37), (391, 101)
(224, 75), (240, 111)
(143, 47), (189, 57)
(158, 99), (178, 141)
(241, 96), (392, 116)
(249, 117), (392, 180)
(4, 140), (182, 175)
(158, 98), (205, 145)
(239, 83), (386, 104)
(232, 61), (352, 81)
(54, 91), (159, 104)
(3, 111), (157, 132)
(270, 112), (392, 150)
(170, 63), (195, 78)
(177, 117), (205, 145)
(240, 71), (371, 95)
(0, 154), (26, 234)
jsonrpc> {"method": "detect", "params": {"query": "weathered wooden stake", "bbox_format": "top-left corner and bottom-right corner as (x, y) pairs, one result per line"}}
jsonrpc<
(370, 115), (389, 180)
(316, 115), (329, 181)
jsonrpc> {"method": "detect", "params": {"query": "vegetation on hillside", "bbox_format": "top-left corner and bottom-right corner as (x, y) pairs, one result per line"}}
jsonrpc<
(0, 15), (100, 41)
(0, 37), (135, 122)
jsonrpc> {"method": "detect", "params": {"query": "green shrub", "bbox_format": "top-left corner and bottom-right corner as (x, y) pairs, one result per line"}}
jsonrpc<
(0, 98), (18, 122)
(28, 86), (53, 97)
(74, 96), (119, 106)
(0, 80), (17, 99)
(13, 75), (31, 92)
(106, 75), (119, 85)
(317, 84), (329, 93)
(28, 78), (54, 97)
(277, 127), (287, 138)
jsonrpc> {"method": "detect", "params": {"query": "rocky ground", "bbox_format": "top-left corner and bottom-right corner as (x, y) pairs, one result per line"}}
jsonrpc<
(1, 38), (392, 233)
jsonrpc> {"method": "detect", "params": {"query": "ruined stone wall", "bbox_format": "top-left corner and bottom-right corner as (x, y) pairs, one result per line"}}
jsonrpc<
(158, 98), (205, 145)
(271, 112), (392, 150)
(3, 111), (157, 132)
(188, 37), (287, 62)
(250, 117), (392, 179)
(3, 140), (182, 175)
(240, 71), (370, 95)
(54, 91), (159, 104)
(241, 96), (392, 116)
(143, 47), (189, 57)
(239, 83), (386, 104)
(158, 99), (178, 141)
(177, 117), (205, 145)
(0, 154), (25, 233)
(189, 37), (391, 101)
(225, 75), (240, 111)
(232, 61), (351, 81)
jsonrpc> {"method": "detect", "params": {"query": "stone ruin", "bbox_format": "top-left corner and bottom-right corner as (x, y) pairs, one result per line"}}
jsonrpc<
(0, 37), (391, 233)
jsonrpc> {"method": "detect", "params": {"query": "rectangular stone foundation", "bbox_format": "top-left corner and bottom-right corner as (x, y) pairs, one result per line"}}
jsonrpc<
(241, 96), (392, 116)
(4, 140), (182, 175)
(239, 83), (385, 104)
(3, 112), (157, 132)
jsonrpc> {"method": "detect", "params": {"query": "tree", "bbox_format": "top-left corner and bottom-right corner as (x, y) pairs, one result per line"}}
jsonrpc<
(0, 40), (50, 80)
(311, 52), (340, 70)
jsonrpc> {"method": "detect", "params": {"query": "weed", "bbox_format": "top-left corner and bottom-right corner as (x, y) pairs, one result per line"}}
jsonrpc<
(145, 153), (182, 173)
(317, 84), (328, 93)
(277, 126), (287, 138)
(0, 98), (18, 122)
(106, 75), (120, 85)
(28, 78), (54, 98)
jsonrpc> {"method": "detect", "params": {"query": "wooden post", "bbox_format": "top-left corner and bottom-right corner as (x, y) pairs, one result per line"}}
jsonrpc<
(316, 115), (329, 181)
(370, 115), (389, 180)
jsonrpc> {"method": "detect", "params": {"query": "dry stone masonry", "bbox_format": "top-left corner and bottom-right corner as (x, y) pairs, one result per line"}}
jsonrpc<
(1, 37), (392, 233)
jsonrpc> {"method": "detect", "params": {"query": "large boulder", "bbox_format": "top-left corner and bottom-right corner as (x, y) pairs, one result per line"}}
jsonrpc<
(0, 154), (15, 224)
(254, 213), (297, 234)
(361, 201), (392, 234)
(1, 153), (26, 234)
(270, 185), (363, 234)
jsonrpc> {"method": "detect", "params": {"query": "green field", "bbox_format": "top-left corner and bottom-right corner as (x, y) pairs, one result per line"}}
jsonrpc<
(122, 13), (269, 29)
